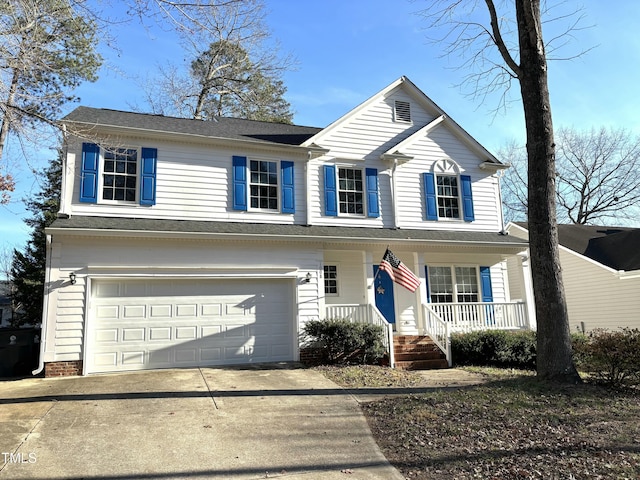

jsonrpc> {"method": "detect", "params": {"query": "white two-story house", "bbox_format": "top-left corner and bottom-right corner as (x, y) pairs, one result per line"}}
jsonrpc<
(37, 76), (535, 376)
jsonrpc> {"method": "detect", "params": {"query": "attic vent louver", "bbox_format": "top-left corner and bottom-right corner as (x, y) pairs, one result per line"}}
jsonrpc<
(394, 100), (411, 122)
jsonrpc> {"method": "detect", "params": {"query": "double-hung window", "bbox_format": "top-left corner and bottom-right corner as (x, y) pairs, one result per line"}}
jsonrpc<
(79, 143), (157, 206)
(249, 160), (278, 210)
(338, 167), (364, 215)
(322, 164), (379, 218)
(436, 175), (460, 219)
(102, 148), (138, 202)
(428, 266), (479, 303)
(423, 159), (474, 222)
(232, 156), (295, 214)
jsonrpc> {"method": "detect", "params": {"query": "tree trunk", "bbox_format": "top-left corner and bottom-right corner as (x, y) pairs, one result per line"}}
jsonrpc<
(0, 69), (19, 164)
(516, 0), (580, 383)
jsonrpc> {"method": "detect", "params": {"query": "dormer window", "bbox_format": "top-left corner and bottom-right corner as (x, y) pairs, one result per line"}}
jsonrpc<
(394, 100), (411, 123)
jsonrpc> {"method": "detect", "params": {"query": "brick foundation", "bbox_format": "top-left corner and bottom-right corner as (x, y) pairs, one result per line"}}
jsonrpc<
(299, 347), (326, 366)
(45, 361), (83, 377)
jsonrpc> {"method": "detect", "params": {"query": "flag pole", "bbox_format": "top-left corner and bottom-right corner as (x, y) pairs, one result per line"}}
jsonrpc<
(371, 246), (389, 285)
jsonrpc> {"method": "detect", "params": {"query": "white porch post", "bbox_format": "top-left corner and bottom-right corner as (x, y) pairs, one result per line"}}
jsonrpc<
(364, 251), (376, 306)
(520, 253), (537, 330)
(416, 252), (428, 335)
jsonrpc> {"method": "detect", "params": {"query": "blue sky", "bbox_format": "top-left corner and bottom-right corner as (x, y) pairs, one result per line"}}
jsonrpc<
(2, 0), (640, 269)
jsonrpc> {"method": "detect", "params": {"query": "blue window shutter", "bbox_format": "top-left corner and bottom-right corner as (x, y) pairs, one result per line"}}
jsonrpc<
(323, 165), (337, 216)
(281, 161), (295, 214)
(424, 265), (431, 303)
(232, 156), (247, 211)
(460, 174), (475, 222)
(140, 148), (157, 205)
(79, 143), (100, 203)
(423, 172), (437, 221)
(479, 266), (493, 302)
(365, 168), (380, 218)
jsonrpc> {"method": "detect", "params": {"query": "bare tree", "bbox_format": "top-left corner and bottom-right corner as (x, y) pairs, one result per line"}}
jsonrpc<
(502, 127), (640, 225)
(421, 0), (584, 383)
(137, 0), (294, 122)
(0, 0), (102, 202)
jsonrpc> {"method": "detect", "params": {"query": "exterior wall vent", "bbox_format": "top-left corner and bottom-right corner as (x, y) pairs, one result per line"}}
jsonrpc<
(394, 100), (411, 123)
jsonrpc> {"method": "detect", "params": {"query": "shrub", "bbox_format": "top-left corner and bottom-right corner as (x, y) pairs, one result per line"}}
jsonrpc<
(303, 319), (385, 365)
(572, 328), (640, 388)
(451, 329), (537, 369)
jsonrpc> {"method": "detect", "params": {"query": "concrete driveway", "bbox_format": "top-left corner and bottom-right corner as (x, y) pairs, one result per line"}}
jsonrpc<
(0, 364), (404, 479)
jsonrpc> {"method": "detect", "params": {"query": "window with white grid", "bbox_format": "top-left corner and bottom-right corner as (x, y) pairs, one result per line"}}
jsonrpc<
(454, 267), (479, 302)
(102, 148), (138, 202)
(437, 175), (460, 219)
(338, 168), (364, 215)
(324, 265), (338, 295)
(428, 266), (479, 303)
(249, 160), (278, 210)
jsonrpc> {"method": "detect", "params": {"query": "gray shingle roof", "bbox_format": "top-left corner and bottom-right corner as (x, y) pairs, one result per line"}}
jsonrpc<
(515, 222), (640, 271)
(49, 216), (528, 247)
(61, 107), (322, 146)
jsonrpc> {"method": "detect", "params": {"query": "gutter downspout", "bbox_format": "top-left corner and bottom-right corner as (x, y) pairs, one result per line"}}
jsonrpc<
(391, 159), (399, 229)
(32, 234), (52, 376)
(305, 152), (312, 226)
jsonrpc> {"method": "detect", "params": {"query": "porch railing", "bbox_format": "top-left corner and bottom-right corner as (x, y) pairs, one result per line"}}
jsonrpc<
(324, 304), (395, 368)
(421, 304), (452, 367)
(427, 302), (528, 333)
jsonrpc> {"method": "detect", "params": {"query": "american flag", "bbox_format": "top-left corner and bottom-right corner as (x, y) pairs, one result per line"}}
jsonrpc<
(379, 248), (421, 293)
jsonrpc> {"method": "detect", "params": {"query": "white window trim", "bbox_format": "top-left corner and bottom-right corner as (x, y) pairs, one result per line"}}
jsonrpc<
(97, 146), (141, 205)
(247, 158), (280, 213)
(433, 159), (463, 222)
(336, 164), (366, 217)
(428, 264), (480, 303)
(323, 264), (339, 297)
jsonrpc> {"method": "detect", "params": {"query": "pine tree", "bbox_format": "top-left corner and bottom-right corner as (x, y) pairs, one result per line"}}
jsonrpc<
(10, 153), (61, 326)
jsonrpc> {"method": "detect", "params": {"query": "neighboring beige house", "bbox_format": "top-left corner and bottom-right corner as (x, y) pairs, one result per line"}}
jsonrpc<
(38, 76), (535, 376)
(507, 222), (640, 333)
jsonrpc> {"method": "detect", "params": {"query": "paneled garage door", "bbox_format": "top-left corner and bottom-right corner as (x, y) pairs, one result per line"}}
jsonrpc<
(86, 279), (294, 374)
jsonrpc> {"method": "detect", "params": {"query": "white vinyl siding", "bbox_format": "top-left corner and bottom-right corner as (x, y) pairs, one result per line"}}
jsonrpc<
(394, 127), (502, 231)
(322, 251), (366, 305)
(41, 236), (323, 366)
(68, 139), (307, 225)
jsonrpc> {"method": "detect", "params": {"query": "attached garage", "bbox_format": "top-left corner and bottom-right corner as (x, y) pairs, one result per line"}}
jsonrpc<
(85, 278), (295, 374)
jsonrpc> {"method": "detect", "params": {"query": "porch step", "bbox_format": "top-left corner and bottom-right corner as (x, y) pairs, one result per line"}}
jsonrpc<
(393, 335), (448, 371)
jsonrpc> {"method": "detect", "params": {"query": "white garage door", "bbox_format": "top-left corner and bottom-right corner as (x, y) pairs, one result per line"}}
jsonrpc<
(87, 279), (294, 374)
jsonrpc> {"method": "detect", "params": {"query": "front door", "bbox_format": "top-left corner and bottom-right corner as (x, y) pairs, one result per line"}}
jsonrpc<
(373, 265), (395, 324)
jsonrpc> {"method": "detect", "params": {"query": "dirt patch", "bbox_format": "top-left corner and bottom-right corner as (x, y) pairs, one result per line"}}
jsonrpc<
(315, 366), (640, 479)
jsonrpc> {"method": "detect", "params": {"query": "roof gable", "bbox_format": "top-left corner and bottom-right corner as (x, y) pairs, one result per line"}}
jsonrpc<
(302, 76), (503, 166)
(513, 222), (640, 271)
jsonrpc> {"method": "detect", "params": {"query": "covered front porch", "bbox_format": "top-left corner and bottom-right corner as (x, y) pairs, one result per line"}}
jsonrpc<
(319, 243), (535, 369)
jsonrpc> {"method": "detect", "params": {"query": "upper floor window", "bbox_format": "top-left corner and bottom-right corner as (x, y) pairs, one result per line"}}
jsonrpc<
(232, 156), (295, 214)
(437, 175), (459, 219)
(79, 143), (157, 206)
(322, 164), (379, 218)
(338, 167), (364, 215)
(250, 160), (278, 210)
(423, 159), (475, 222)
(102, 148), (138, 202)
